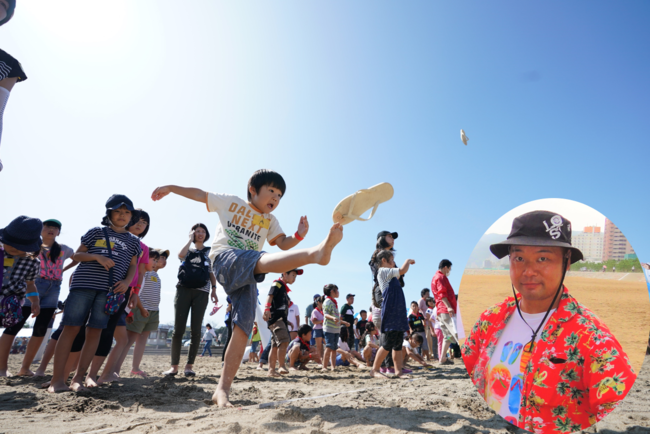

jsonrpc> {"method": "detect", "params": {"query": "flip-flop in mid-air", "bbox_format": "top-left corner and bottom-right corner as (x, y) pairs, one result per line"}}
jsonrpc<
(332, 182), (394, 225)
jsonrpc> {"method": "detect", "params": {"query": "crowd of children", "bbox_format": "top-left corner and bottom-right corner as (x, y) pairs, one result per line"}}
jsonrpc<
(1, 168), (459, 409)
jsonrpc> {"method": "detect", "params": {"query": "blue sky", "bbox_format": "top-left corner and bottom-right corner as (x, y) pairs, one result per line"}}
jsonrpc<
(1, 1), (648, 327)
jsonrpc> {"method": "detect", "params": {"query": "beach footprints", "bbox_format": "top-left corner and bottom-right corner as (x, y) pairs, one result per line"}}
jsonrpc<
(487, 341), (526, 417)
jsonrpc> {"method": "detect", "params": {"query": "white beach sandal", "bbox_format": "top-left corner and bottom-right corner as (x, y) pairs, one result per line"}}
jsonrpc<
(332, 182), (394, 225)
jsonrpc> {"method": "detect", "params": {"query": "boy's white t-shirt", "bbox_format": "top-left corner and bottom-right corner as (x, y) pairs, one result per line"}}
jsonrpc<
(485, 308), (555, 423)
(206, 192), (285, 263)
(402, 339), (413, 351)
(287, 302), (300, 332)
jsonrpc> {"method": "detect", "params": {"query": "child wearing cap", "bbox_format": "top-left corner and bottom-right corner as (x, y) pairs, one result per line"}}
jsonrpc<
(262, 269), (302, 377)
(369, 250), (415, 380)
(47, 195), (141, 393)
(0, 216), (43, 377)
(151, 169), (344, 407)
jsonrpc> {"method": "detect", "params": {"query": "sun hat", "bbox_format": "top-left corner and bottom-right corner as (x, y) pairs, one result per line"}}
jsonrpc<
(0, 0), (16, 27)
(332, 182), (394, 225)
(106, 194), (136, 211)
(377, 231), (398, 240)
(156, 248), (170, 258)
(489, 210), (583, 264)
(43, 219), (62, 229)
(0, 216), (43, 252)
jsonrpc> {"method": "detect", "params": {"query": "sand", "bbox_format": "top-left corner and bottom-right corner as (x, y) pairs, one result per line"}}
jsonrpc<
(459, 270), (650, 373)
(1, 350), (650, 433)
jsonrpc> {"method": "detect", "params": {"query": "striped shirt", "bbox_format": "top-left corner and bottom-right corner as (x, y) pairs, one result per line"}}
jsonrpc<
(2, 251), (40, 298)
(139, 271), (161, 311)
(323, 297), (341, 333)
(70, 227), (142, 292)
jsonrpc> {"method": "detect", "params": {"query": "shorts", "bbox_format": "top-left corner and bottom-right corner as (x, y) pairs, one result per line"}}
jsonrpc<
(51, 325), (63, 341)
(381, 330), (404, 352)
(61, 288), (111, 329)
(251, 340), (260, 354)
(213, 249), (266, 337)
(0, 49), (27, 82)
(324, 332), (339, 350)
(437, 313), (458, 345)
(269, 319), (290, 347)
(417, 331), (428, 351)
(336, 354), (350, 366)
(312, 328), (324, 339)
(116, 311), (127, 327)
(126, 309), (160, 334)
(23, 278), (61, 309)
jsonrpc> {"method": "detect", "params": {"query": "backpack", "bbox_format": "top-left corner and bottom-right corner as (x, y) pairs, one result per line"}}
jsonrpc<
(178, 248), (211, 289)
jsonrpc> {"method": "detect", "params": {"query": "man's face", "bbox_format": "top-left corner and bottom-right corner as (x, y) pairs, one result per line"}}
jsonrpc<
(509, 245), (569, 309)
(422, 290), (430, 299)
(347, 296), (354, 305)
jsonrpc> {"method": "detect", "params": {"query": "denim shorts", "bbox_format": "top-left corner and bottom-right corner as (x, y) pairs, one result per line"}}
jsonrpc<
(116, 311), (127, 327)
(23, 278), (61, 309)
(312, 328), (324, 339)
(336, 354), (350, 366)
(324, 332), (339, 350)
(251, 340), (260, 354)
(213, 249), (266, 337)
(61, 288), (111, 329)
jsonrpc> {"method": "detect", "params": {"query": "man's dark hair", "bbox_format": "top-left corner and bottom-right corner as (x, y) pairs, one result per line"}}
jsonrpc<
(359, 310), (367, 315)
(247, 169), (286, 200)
(420, 288), (429, 297)
(323, 284), (338, 296)
(191, 223), (211, 242)
(376, 250), (394, 266)
(439, 259), (452, 270)
(298, 324), (312, 337)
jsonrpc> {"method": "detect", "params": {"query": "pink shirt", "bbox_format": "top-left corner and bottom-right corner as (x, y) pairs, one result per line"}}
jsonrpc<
(310, 308), (324, 330)
(129, 241), (149, 287)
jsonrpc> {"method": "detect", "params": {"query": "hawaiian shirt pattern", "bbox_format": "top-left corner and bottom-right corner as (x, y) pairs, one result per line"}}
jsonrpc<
(462, 286), (636, 434)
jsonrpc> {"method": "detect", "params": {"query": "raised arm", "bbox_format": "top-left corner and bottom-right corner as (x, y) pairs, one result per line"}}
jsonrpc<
(151, 185), (208, 203)
(399, 259), (415, 276)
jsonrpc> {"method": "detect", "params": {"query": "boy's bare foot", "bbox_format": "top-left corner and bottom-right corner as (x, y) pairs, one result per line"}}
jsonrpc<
(33, 369), (46, 377)
(69, 379), (87, 392)
(267, 370), (282, 378)
(97, 372), (119, 385)
(47, 381), (70, 393)
(278, 366), (289, 375)
(85, 376), (99, 388)
(0, 369), (13, 377)
(395, 373), (411, 379)
(16, 368), (35, 376)
(369, 369), (388, 379)
(329, 366), (336, 372)
(313, 224), (344, 266)
(212, 388), (233, 408)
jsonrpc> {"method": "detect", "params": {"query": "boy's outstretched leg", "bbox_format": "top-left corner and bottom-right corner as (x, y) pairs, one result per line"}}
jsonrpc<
(212, 324), (248, 408)
(254, 224), (343, 275)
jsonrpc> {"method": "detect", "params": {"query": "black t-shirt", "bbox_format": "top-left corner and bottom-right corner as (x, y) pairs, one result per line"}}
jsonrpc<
(357, 319), (368, 341)
(408, 313), (425, 333)
(267, 279), (289, 326)
(340, 303), (355, 326)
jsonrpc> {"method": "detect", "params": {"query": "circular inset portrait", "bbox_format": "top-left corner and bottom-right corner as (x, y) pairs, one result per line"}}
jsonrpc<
(459, 199), (650, 433)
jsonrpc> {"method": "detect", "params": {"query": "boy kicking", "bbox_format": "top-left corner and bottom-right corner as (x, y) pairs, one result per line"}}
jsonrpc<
(151, 169), (343, 407)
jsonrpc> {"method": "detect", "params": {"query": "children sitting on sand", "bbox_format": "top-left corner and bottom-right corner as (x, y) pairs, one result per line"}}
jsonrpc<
(336, 327), (366, 368)
(286, 324), (321, 370)
(151, 169), (344, 407)
(362, 322), (380, 365)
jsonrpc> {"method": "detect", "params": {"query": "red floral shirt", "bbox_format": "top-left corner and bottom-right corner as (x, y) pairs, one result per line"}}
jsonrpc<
(462, 286), (636, 433)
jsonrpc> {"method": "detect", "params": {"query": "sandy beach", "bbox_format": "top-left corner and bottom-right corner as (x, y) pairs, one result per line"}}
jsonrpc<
(0, 348), (649, 434)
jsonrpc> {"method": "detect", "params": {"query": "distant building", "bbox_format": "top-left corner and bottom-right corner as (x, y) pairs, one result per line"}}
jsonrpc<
(483, 259), (493, 269)
(572, 226), (604, 263)
(603, 219), (635, 261)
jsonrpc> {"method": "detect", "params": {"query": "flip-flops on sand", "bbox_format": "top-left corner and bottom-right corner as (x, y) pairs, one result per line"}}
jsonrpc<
(131, 370), (148, 378)
(332, 182), (394, 225)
